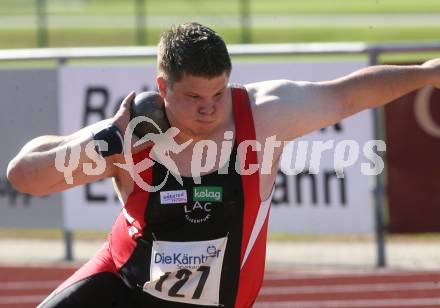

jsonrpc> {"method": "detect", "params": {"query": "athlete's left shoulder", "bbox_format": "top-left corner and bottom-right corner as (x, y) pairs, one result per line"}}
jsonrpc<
(243, 80), (311, 141)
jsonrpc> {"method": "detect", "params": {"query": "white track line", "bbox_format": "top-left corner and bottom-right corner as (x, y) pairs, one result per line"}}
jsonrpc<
(0, 295), (44, 304)
(260, 281), (440, 295)
(0, 280), (60, 290)
(255, 297), (440, 308)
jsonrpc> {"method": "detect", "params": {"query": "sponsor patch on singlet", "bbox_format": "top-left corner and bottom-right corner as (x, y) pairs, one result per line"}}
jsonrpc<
(193, 186), (223, 202)
(143, 237), (228, 306)
(160, 190), (188, 204)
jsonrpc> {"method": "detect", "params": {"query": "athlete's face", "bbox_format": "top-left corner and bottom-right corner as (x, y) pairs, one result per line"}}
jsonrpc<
(157, 72), (230, 140)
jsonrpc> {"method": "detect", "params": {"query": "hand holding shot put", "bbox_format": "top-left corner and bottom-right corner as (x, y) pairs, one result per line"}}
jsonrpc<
(6, 22), (440, 308)
(130, 91), (171, 138)
(113, 90), (170, 145)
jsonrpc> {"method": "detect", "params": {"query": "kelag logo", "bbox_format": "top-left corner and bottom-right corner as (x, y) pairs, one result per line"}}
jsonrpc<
(193, 187), (223, 202)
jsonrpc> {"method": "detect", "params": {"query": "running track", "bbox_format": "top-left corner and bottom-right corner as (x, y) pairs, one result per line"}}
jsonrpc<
(1, 265), (440, 307)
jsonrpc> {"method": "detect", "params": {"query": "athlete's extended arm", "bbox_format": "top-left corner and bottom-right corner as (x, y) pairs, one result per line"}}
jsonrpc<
(247, 58), (440, 141)
(6, 92), (136, 196)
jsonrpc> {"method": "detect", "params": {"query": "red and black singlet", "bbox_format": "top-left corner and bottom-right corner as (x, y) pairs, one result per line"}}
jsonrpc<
(109, 86), (272, 307)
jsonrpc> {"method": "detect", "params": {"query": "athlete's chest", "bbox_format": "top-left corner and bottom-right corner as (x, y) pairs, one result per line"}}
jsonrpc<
(144, 161), (244, 237)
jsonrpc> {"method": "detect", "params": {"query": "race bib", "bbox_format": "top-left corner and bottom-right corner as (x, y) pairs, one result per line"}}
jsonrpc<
(143, 237), (227, 306)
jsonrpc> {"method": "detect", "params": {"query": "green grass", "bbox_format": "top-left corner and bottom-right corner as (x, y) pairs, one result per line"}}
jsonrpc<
(250, 0), (440, 14)
(1, 26), (439, 49)
(381, 52), (440, 63)
(2, 0), (440, 15)
(246, 26), (440, 44)
(0, 0), (439, 55)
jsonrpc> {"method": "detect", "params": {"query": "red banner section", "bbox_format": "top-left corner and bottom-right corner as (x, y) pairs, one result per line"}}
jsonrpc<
(385, 86), (440, 233)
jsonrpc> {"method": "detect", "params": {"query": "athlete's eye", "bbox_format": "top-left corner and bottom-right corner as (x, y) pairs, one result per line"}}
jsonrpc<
(188, 94), (199, 100)
(214, 92), (223, 101)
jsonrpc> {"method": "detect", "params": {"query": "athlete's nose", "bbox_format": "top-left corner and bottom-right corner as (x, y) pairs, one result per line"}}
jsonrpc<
(198, 102), (215, 116)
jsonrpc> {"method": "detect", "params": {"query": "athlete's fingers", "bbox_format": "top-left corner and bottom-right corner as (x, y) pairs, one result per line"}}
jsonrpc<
(112, 91), (136, 134)
(120, 91), (136, 111)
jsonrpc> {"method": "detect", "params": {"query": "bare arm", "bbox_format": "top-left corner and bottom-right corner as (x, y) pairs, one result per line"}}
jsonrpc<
(248, 59), (440, 141)
(6, 121), (116, 196)
(6, 92), (136, 196)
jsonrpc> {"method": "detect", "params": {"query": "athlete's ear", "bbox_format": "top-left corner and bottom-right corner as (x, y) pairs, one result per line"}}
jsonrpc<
(156, 76), (168, 97)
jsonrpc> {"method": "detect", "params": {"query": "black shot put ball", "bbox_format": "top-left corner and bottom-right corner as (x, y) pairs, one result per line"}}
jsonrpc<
(130, 91), (170, 138)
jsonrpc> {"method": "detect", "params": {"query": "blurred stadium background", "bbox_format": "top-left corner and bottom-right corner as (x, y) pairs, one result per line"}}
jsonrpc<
(2, 0), (440, 48)
(1, 1), (440, 307)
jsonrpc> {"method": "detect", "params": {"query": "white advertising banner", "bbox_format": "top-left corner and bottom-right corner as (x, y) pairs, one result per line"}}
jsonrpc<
(59, 60), (374, 233)
(0, 69), (63, 228)
(271, 114), (375, 234)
